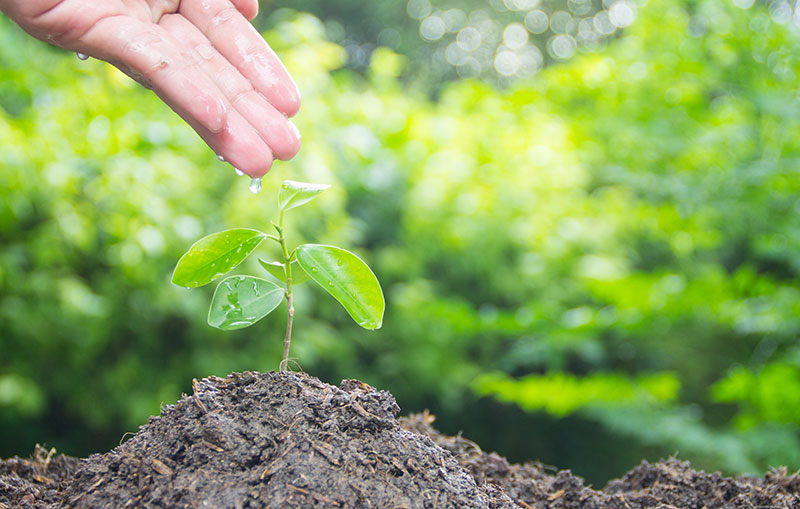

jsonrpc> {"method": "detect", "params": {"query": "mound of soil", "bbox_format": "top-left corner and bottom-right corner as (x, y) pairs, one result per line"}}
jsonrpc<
(2, 371), (799, 508)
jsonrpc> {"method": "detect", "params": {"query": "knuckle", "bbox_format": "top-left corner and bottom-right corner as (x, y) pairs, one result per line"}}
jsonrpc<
(230, 86), (256, 109)
(206, 6), (239, 31)
(191, 41), (217, 63)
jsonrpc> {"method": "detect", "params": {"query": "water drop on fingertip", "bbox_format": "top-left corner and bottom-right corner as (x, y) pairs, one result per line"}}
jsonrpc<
(217, 154), (225, 162)
(234, 168), (245, 176)
(249, 177), (262, 194)
(76, 52), (89, 61)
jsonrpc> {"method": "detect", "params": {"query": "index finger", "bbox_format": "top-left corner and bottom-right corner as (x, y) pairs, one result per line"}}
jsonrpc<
(179, 0), (300, 117)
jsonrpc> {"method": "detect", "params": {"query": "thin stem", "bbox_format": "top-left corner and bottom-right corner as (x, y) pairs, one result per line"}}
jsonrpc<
(281, 292), (294, 372)
(277, 212), (294, 372)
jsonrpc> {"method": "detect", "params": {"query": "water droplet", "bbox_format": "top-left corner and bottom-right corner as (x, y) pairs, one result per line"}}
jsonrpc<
(217, 154), (225, 162)
(336, 258), (344, 266)
(327, 281), (334, 287)
(249, 177), (262, 194)
(281, 183), (289, 189)
(76, 52), (89, 61)
(234, 168), (245, 176)
(311, 268), (318, 273)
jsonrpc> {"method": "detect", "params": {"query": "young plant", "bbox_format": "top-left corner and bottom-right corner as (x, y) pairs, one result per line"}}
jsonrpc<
(171, 180), (385, 371)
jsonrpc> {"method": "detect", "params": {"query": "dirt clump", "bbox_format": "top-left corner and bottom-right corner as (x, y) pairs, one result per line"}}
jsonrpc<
(0, 445), (79, 509)
(402, 411), (800, 508)
(63, 371), (515, 508)
(2, 371), (800, 508)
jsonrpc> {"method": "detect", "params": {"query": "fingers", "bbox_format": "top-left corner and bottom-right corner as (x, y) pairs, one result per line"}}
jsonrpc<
(179, 0), (300, 117)
(229, 0), (258, 21)
(188, 111), (276, 178)
(82, 16), (227, 135)
(159, 13), (300, 163)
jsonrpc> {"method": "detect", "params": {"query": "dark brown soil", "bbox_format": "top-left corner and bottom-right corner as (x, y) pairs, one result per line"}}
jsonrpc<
(2, 371), (799, 508)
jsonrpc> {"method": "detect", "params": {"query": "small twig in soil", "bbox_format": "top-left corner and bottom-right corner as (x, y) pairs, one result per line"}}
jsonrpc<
(201, 440), (225, 452)
(260, 443), (297, 479)
(310, 440), (341, 467)
(151, 459), (173, 476)
(287, 484), (343, 506)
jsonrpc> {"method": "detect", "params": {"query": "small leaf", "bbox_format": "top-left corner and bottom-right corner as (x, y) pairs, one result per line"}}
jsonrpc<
(278, 180), (330, 212)
(257, 258), (310, 285)
(172, 229), (266, 288)
(295, 244), (384, 329)
(208, 276), (284, 330)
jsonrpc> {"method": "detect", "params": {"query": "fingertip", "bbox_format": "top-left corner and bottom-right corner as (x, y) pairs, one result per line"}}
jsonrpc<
(271, 120), (301, 161)
(279, 81), (302, 118)
(236, 158), (273, 179)
(221, 124), (274, 178)
(230, 0), (259, 21)
(249, 159), (273, 179)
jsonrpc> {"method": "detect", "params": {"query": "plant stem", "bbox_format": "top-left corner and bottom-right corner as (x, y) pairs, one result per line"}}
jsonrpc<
(276, 211), (294, 372)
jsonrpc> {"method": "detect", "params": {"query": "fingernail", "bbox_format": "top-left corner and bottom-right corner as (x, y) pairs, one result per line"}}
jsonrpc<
(207, 96), (227, 133)
(288, 121), (301, 143)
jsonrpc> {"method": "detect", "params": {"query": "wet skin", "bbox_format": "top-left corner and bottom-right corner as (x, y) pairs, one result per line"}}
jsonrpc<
(0, 0), (302, 177)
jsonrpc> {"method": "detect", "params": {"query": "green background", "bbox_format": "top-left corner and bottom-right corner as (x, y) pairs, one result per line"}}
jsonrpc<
(1, 0), (799, 486)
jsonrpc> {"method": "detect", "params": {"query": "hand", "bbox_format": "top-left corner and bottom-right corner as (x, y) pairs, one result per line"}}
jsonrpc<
(0, 0), (301, 177)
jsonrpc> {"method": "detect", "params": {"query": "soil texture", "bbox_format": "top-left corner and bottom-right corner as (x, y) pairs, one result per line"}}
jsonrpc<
(1, 371), (798, 508)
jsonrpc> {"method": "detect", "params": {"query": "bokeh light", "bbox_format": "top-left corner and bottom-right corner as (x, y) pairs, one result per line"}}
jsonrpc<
(407, 0), (644, 81)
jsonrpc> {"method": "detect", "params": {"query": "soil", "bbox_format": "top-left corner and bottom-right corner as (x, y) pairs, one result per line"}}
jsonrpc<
(1, 371), (799, 508)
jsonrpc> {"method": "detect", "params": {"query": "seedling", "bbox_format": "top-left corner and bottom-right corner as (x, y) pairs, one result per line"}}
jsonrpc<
(171, 180), (385, 371)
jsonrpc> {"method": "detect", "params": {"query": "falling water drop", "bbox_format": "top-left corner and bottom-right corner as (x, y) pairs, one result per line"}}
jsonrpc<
(249, 177), (262, 194)
(76, 52), (89, 61)
(234, 168), (245, 176)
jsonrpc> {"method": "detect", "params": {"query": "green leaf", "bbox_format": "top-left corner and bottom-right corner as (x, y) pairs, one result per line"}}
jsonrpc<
(172, 229), (266, 288)
(295, 244), (384, 329)
(207, 276), (284, 330)
(278, 180), (330, 212)
(257, 258), (310, 285)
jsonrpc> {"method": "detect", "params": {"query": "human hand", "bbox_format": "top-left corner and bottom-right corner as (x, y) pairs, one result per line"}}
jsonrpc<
(0, 0), (301, 178)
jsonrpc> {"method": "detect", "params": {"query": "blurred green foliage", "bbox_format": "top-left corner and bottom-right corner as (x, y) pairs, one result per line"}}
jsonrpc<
(1, 0), (800, 484)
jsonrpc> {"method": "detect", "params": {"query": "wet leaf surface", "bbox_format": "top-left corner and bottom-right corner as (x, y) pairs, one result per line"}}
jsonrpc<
(172, 229), (266, 288)
(207, 276), (284, 330)
(295, 244), (384, 329)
